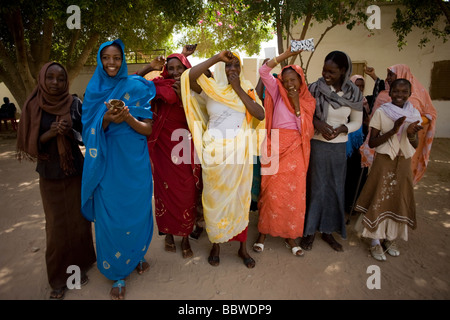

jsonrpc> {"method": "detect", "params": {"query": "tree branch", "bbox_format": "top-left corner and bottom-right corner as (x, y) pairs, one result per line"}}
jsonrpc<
(304, 23), (336, 76)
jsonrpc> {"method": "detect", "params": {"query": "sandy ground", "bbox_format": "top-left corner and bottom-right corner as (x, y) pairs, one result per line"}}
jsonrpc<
(0, 130), (449, 302)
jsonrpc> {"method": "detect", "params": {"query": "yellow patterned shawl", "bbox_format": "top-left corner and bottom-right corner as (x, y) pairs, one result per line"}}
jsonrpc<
(180, 54), (265, 243)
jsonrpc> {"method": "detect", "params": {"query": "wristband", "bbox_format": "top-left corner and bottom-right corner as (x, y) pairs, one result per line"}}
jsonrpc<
(273, 57), (279, 65)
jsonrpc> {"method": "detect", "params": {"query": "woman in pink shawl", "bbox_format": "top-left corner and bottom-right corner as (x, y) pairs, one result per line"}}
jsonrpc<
(253, 47), (316, 257)
(360, 64), (437, 184)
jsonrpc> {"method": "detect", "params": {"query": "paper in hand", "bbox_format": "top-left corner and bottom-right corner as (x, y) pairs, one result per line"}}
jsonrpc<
(291, 38), (315, 52)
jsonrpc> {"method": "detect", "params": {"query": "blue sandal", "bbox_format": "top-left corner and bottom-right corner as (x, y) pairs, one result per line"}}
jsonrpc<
(110, 280), (126, 300)
(136, 259), (150, 275)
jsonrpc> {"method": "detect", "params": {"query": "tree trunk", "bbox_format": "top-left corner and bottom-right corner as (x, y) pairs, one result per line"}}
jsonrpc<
(67, 33), (100, 86)
(5, 9), (37, 99)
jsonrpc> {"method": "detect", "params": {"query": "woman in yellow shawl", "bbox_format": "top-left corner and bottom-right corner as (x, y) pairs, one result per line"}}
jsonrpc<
(180, 50), (265, 268)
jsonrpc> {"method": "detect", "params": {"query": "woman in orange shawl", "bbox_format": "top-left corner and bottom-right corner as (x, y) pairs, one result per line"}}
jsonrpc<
(253, 47), (316, 257)
(360, 64), (437, 184)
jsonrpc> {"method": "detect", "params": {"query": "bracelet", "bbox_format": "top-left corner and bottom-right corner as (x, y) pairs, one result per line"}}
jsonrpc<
(296, 111), (300, 117)
(273, 57), (279, 65)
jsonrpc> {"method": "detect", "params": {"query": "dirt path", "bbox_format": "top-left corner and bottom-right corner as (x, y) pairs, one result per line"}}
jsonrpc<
(0, 133), (449, 301)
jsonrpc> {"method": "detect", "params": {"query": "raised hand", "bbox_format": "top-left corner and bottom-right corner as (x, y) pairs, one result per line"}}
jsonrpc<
(150, 55), (166, 71)
(182, 44), (197, 57)
(218, 50), (235, 63)
(228, 72), (241, 91)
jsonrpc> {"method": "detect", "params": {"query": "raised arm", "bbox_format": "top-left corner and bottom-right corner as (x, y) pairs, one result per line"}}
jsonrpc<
(228, 73), (265, 121)
(266, 45), (301, 69)
(188, 51), (233, 93)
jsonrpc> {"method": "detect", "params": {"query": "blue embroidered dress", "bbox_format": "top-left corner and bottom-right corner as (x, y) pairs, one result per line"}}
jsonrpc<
(81, 39), (155, 280)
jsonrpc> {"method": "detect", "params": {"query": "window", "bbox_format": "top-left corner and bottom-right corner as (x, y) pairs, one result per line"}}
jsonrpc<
(351, 61), (367, 77)
(430, 60), (450, 100)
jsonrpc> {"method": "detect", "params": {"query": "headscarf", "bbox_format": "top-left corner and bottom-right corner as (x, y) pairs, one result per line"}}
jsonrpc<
(360, 64), (437, 184)
(345, 74), (368, 157)
(261, 65), (316, 167)
(180, 52), (266, 162)
(148, 53), (192, 151)
(350, 75), (370, 115)
(308, 52), (363, 122)
(17, 62), (74, 174)
(160, 53), (192, 80)
(81, 39), (155, 220)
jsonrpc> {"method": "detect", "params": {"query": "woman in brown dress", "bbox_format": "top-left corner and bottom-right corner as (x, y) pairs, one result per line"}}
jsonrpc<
(17, 62), (96, 299)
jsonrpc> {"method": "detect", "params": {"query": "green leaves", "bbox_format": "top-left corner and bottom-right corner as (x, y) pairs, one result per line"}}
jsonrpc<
(391, 0), (450, 50)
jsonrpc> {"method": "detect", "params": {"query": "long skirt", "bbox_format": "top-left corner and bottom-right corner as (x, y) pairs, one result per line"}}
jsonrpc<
(355, 153), (416, 240)
(39, 175), (96, 290)
(258, 129), (307, 239)
(303, 139), (347, 238)
(201, 129), (252, 244)
(150, 118), (201, 237)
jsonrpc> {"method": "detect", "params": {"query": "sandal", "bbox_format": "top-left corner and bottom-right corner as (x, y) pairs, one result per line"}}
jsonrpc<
(370, 244), (387, 261)
(300, 234), (315, 251)
(136, 259), (150, 275)
(49, 286), (67, 300)
(181, 237), (194, 259)
(242, 256), (256, 269)
(164, 236), (176, 253)
(383, 240), (400, 257)
(285, 241), (304, 257)
(80, 274), (89, 286)
(110, 280), (126, 300)
(252, 242), (264, 253)
(238, 251), (256, 269)
(208, 255), (220, 267)
(182, 248), (194, 259)
(321, 233), (344, 252)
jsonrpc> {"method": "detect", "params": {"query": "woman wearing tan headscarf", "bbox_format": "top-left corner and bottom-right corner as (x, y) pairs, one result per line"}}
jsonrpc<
(17, 62), (96, 299)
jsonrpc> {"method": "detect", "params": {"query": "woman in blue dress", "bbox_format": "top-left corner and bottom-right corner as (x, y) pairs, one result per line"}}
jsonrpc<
(81, 39), (158, 300)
